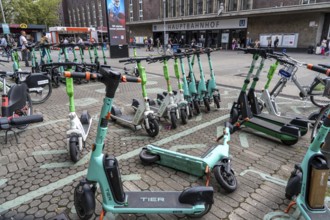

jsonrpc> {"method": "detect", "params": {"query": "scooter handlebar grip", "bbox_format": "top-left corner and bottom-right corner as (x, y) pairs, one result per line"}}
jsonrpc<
(10, 115), (43, 125)
(64, 71), (101, 80)
(307, 64), (330, 76)
(121, 75), (141, 83)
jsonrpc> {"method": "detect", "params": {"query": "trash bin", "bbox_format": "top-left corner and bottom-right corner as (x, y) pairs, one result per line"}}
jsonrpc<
(172, 44), (179, 53)
(308, 156), (329, 209)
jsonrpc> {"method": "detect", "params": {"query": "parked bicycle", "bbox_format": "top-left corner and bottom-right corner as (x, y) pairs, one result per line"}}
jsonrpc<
(269, 52), (329, 108)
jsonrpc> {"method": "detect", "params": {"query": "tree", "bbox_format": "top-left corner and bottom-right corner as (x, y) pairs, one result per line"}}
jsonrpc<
(0, 0), (61, 27)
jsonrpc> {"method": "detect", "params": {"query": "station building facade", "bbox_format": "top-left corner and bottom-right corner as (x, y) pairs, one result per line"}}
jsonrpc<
(125, 0), (330, 51)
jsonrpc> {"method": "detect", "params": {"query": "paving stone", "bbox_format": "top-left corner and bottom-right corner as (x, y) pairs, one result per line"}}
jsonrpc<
(7, 163), (18, 172)
(0, 156), (9, 165)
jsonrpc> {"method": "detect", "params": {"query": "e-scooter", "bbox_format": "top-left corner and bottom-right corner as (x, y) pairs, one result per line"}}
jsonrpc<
(257, 53), (310, 136)
(140, 121), (241, 192)
(146, 55), (180, 129)
(63, 70), (93, 162)
(70, 69), (214, 219)
(173, 53), (191, 122)
(111, 57), (159, 137)
(174, 50), (197, 118)
(230, 48), (301, 146)
(204, 48), (221, 109)
(284, 66), (330, 219)
(192, 48), (211, 112)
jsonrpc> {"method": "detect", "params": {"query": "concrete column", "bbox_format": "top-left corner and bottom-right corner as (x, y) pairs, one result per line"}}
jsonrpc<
(224, 0), (229, 12)
(203, 0), (207, 14)
(237, 0), (241, 11)
(316, 14), (325, 45)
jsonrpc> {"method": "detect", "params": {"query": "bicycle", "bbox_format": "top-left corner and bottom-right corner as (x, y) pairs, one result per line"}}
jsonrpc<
(0, 70), (52, 104)
(269, 52), (329, 108)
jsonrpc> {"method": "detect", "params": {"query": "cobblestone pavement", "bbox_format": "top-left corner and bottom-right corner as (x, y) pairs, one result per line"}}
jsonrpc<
(0, 49), (329, 220)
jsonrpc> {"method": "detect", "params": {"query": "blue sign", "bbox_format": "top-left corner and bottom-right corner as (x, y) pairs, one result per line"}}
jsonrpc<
(2, 24), (10, 34)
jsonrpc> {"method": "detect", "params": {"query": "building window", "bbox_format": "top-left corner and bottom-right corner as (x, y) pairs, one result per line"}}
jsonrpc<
(97, 0), (103, 27)
(197, 0), (203, 14)
(301, 0), (316, 4)
(228, 0), (238, 11)
(207, 0), (214, 13)
(72, 9), (76, 26)
(240, 0), (252, 10)
(180, 0), (184, 16)
(86, 4), (91, 26)
(81, 7), (86, 26)
(139, 0), (143, 20)
(77, 8), (81, 26)
(92, 3), (96, 25)
(171, 0), (176, 17)
(188, 0), (194, 15)
(129, 0), (133, 21)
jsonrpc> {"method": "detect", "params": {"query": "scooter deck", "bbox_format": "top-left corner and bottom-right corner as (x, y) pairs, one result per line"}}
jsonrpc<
(247, 117), (300, 138)
(300, 203), (330, 219)
(254, 113), (309, 129)
(116, 191), (192, 209)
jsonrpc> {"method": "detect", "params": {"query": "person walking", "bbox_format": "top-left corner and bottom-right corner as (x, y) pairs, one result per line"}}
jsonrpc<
(40, 32), (49, 60)
(19, 31), (29, 67)
(77, 36), (84, 55)
(274, 36), (279, 50)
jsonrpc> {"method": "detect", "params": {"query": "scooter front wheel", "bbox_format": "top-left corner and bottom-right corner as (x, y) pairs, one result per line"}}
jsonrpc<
(204, 98), (211, 112)
(186, 203), (212, 218)
(145, 117), (159, 137)
(70, 139), (80, 162)
(213, 95), (220, 109)
(193, 100), (200, 115)
(214, 165), (237, 193)
(74, 184), (95, 220)
(170, 111), (177, 129)
(139, 148), (160, 164)
(180, 108), (188, 124)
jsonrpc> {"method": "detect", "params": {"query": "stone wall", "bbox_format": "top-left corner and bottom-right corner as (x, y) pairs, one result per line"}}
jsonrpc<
(247, 13), (323, 48)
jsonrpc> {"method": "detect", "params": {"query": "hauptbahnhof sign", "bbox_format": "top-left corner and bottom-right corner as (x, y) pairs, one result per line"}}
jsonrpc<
(153, 18), (247, 32)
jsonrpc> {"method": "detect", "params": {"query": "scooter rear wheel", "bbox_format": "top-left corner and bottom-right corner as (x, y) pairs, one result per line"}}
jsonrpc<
(214, 165), (237, 193)
(139, 148), (160, 164)
(281, 139), (299, 146)
(186, 203), (212, 218)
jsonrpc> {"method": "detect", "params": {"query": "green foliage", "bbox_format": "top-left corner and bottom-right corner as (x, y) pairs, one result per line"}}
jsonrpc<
(0, 0), (61, 27)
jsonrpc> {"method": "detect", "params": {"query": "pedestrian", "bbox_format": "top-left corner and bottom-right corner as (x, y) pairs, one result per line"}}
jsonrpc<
(321, 37), (327, 55)
(77, 36), (84, 55)
(39, 32), (49, 61)
(254, 39), (260, 48)
(274, 36), (279, 50)
(19, 31), (29, 67)
(232, 38), (236, 50)
(147, 37), (151, 51)
(149, 37), (154, 51)
(267, 37), (272, 48)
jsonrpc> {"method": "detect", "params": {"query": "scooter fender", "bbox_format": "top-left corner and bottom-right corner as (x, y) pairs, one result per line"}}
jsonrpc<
(214, 157), (233, 174)
(67, 129), (83, 151)
(143, 111), (155, 129)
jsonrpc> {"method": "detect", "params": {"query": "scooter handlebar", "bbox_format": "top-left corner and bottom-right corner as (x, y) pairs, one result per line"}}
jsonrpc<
(307, 64), (330, 76)
(0, 115), (43, 129)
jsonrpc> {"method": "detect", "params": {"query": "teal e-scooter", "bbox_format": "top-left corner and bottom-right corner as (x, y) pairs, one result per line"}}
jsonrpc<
(71, 68), (214, 219)
(284, 65), (330, 219)
(139, 121), (239, 192)
(204, 48), (221, 109)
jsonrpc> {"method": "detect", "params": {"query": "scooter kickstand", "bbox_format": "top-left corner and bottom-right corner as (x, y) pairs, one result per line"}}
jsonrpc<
(205, 166), (211, 186)
(284, 200), (296, 213)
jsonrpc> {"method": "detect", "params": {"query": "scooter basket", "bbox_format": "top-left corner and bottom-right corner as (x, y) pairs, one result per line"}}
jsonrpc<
(278, 69), (291, 78)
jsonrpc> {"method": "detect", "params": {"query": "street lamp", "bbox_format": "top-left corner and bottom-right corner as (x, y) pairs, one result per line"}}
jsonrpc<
(163, 0), (166, 54)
